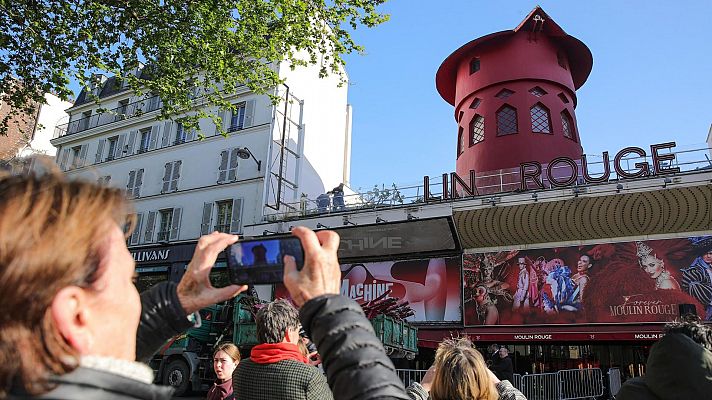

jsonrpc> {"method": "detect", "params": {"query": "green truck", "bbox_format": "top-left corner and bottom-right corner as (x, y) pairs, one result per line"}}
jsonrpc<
(150, 296), (418, 396)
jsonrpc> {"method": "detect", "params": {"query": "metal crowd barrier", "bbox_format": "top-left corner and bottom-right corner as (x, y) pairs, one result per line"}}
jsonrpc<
(521, 368), (605, 400)
(395, 369), (427, 388)
(608, 368), (622, 399)
(558, 368), (604, 399)
(511, 373), (522, 390)
(521, 372), (560, 400)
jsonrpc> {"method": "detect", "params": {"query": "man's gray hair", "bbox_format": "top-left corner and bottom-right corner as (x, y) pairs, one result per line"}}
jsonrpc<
(255, 298), (300, 344)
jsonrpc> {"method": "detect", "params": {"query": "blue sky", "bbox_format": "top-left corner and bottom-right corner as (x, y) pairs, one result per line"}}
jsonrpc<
(344, 1), (712, 189)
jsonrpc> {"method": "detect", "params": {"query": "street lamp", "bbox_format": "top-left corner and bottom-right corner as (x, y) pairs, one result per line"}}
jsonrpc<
(236, 147), (261, 171)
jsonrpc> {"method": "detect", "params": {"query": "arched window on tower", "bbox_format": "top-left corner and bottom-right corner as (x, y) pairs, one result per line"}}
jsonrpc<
(496, 105), (518, 136)
(561, 109), (577, 141)
(457, 126), (464, 157)
(470, 114), (484, 146)
(530, 103), (551, 134)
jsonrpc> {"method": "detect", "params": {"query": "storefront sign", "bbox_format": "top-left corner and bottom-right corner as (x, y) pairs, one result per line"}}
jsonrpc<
(130, 243), (197, 264)
(132, 249), (171, 262)
(423, 141), (681, 200)
(463, 235), (710, 326)
(276, 256), (462, 322)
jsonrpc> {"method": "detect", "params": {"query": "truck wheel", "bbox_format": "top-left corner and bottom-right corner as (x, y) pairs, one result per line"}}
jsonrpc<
(164, 359), (191, 396)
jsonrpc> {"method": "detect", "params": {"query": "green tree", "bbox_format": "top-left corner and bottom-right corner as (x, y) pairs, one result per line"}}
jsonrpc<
(0, 0), (388, 136)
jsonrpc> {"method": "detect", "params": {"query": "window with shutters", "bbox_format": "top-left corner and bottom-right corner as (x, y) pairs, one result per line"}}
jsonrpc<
(470, 114), (485, 146)
(228, 103), (246, 132)
(174, 123), (186, 145)
(80, 111), (92, 131)
(139, 128), (152, 153)
(70, 146), (82, 169)
(161, 160), (182, 193)
(116, 99), (129, 121)
(561, 110), (576, 141)
(496, 105), (518, 136)
(98, 175), (111, 185)
(530, 103), (552, 134)
(126, 168), (144, 198)
(217, 148), (239, 183)
(156, 209), (173, 242)
(215, 200), (233, 233)
(128, 213), (143, 245)
(106, 136), (118, 161)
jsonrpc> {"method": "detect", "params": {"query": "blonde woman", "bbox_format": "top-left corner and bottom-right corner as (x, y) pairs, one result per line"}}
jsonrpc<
(407, 338), (525, 400)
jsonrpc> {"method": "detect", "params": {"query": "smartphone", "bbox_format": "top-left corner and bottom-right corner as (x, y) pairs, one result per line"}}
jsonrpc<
(225, 236), (304, 285)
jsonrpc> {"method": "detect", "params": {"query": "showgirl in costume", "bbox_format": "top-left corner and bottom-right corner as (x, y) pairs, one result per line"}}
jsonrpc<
(528, 257), (546, 307)
(542, 266), (580, 313)
(681, 236), (712, 320)
(474, 285), (499, 325)
(636, 241), (681, 291)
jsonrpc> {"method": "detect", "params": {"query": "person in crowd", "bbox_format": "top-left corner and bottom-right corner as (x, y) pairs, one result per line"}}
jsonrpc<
(490, 347), (514, 384)
(207, 343), (240, 400)
(616, 315), (712, 399)
(316, 193), (331, 213)
(0, 171), (249, 399)
(681, 236), (712, 320)
(232, 299), (333, 400)
(406, 338), (525, 400)
(331, 183), (346, 211)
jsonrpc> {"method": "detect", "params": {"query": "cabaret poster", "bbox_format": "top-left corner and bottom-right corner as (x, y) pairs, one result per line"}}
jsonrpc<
(463, 236), (712, 326)
(275, 257), (462, 322)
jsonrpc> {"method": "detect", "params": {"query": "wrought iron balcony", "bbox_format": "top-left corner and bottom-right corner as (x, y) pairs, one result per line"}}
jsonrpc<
(54, 95), (163, 138)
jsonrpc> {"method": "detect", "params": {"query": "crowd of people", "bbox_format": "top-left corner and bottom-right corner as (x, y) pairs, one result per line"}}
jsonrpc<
(1, 170), (711, 400)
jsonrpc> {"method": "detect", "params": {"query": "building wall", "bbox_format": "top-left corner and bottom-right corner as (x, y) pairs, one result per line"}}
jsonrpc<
(279, 55), (350, 199)
(18, 93), (72, 158)
(52, 61), (351, 240)
(0, 96), (38, 161)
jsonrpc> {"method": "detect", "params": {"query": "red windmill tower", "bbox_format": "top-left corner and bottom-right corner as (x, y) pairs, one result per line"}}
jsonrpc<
(436, 6), (593, 192)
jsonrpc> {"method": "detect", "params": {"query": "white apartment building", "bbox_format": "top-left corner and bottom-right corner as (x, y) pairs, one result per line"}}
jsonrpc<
(51, 61), (352, 273)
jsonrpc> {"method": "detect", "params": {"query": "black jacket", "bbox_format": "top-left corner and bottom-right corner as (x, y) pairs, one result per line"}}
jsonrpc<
(300, 295), (410, 400)
(617, 333), (712, 400)
(136, 281), (194, 361)
(491, 356), (514, 384)
(11, 367), (175, 400)
(11, 282), (192, 399)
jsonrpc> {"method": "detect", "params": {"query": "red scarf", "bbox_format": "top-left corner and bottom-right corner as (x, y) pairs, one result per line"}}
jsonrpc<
(250, 342), (308, 364)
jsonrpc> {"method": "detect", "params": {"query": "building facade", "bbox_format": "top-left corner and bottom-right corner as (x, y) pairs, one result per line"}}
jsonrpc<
(51, 59), (352, 281)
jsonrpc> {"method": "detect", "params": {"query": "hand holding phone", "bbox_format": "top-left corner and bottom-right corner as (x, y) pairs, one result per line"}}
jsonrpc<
(225, 236), (305, 285)
(283, 227), (341, 307)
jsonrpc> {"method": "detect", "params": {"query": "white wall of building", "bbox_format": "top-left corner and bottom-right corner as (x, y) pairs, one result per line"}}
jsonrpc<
(278, 56), (350, 199)
(18, 93), (71, 158)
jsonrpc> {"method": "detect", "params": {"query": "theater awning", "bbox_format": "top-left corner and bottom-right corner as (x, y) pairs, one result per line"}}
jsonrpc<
(416, 325), (666, 347)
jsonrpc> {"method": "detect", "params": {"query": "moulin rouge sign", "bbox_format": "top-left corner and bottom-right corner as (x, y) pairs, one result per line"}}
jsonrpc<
(423, 142), (681, 200)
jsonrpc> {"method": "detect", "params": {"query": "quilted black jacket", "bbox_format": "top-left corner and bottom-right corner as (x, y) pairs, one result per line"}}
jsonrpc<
(300, 295), (411, 400)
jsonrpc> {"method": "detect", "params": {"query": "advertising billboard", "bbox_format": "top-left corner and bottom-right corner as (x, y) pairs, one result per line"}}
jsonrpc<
(275, 256), (462, 322)
(463, 236), (712, 326)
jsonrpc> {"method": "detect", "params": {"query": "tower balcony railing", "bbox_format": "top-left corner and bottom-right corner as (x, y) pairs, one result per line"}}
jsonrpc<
(263, 146), (712, 222)
(54, 95), (163, 138)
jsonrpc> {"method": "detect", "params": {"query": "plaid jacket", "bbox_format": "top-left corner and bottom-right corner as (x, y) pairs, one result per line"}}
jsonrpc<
(233, 358), (333, 400)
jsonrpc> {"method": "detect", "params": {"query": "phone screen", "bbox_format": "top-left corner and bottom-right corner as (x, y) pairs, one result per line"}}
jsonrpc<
(225, 237), (304, 284)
